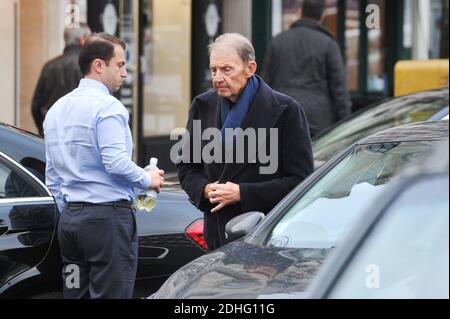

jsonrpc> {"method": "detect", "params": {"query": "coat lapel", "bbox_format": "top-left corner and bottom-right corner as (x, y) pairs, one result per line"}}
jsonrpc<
(210, 94), (226, 178)
(213, 93), (223, 130)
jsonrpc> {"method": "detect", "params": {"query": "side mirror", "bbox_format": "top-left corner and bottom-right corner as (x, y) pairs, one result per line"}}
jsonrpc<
(225, 211), (265, 241)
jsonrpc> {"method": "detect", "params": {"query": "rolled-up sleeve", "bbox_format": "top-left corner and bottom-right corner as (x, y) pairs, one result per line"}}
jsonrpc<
(97, 103), (151, 190)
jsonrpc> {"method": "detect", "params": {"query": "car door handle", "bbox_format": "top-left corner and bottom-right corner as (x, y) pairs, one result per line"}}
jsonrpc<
(139, 246), (169, 259)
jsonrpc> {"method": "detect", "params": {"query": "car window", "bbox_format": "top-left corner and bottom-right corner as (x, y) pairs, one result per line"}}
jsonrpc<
(260, 140), (440, 250)
(313, 93), (448, 163)
(0, 126), (46, 183)
(329, 175), (449, 299)
(0, 161), (41, 199)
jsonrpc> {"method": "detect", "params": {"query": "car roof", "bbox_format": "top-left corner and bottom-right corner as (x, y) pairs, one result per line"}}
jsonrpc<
(312, 88), (448, 141)
(0, 122), (44, 144)
(358, 120), (449, 145)
(399, 138), (449, 176)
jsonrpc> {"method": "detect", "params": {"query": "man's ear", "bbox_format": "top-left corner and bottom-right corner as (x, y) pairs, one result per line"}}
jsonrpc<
(92, 59), (104, 74)
(246, 61), (257, 77)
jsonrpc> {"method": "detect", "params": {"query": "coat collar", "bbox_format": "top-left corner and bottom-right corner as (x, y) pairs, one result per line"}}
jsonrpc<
(213, 75), (286, 130)
(290, 18), (335, 39)
(63, 44), (82, 55)
(241, 75), (286, 131)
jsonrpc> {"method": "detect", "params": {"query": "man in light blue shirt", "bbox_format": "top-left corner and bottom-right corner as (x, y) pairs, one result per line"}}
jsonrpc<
(44, 33), (164, 299)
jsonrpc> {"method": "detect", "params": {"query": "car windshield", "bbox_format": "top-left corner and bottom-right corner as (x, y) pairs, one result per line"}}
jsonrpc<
(329, 175), (449, 299)
(253, 140), (441, 250)
(312, 93), (448, 164)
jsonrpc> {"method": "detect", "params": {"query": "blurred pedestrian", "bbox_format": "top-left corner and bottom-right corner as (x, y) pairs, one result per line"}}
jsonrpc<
(262, 0), (351, 137)
(31, 24), (91, 136)
(44, 33), (164, 299)
(177, 33), (314, 251)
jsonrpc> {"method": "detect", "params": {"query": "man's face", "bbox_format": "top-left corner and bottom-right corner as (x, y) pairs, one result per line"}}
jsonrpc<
(210, 47), (256, 103)
(101, 45), (127, 93)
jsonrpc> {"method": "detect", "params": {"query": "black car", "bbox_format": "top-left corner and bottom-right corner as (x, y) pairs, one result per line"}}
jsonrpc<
(0, 123), (205, 298)
(308, 140), (449, 299)
(152, 121), (448, 299)
(313, 88), (448, 167)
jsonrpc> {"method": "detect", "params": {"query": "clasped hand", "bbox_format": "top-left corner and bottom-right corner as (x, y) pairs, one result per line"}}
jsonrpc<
(204, 181), (241, 213)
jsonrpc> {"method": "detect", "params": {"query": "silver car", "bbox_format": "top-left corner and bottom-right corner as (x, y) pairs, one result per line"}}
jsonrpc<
(308, 139), (449, 299)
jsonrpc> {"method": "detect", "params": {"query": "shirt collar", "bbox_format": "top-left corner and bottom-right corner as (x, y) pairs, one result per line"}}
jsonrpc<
(79, 78), (111, 95)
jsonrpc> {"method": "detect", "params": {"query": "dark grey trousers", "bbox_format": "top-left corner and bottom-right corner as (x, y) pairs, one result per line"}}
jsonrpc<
(58, 204), (138, 299)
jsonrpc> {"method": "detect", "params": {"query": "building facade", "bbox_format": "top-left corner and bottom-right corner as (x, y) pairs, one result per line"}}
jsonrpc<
(0, 0), (447, 172)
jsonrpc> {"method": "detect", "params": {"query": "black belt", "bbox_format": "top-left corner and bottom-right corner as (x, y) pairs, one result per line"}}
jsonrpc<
(66, 200), (133, 210)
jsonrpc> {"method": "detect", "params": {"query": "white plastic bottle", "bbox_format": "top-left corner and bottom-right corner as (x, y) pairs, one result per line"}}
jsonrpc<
(135, 157), (158, 212)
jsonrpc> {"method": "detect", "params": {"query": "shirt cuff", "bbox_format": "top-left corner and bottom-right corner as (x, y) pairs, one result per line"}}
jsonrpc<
(142, 169), (152, 189)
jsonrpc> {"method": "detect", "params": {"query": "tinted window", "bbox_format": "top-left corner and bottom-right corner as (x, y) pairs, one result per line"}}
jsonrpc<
(329, 175), (449, 299)
(0, 161), (40, 198)
(313, 92), (448, 164)
(257, 141), (440, 249)
(0, 126), (46, 182)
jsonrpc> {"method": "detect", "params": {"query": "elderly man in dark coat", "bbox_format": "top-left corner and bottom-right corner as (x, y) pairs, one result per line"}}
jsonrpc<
(177, 33), (314, 251)
(262, 0), (351, 137)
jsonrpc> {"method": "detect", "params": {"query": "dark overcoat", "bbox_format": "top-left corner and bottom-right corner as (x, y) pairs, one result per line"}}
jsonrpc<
(31, 45), (82, 136)
(177, 76), (314, 250)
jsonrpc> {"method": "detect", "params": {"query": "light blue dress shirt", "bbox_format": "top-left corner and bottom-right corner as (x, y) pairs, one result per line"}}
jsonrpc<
(44, 78), (151, 212)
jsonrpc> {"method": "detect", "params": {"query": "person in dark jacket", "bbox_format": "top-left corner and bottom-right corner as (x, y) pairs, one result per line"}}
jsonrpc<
(31, 24), (91, 136)
(177, 33), (314, 251)
(262, 0), (351, 137)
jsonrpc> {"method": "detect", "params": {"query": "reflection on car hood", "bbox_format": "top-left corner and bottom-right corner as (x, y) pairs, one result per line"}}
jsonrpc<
(153, 241), (330, 299)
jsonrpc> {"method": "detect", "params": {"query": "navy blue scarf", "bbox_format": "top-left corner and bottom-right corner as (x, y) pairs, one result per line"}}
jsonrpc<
(220, 75), (260, 141)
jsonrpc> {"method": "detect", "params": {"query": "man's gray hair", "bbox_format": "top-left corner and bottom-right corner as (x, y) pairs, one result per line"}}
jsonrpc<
(208, 33), (256, 63)
(64, 23), (91, 47)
